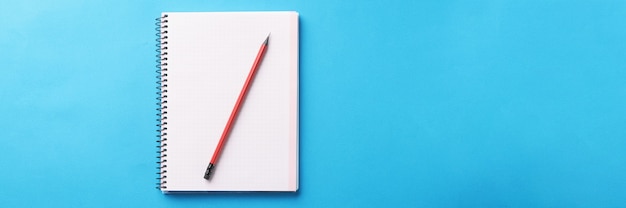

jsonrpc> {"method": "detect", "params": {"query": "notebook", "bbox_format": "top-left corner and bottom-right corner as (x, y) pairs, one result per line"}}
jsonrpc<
(156, 12), (299, 192)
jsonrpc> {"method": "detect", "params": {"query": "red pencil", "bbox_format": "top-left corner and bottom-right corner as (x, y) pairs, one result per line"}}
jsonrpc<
(204, 34), (270, 180)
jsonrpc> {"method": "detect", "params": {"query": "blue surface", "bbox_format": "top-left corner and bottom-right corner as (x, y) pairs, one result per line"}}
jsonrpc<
(2, 0), (626, 207)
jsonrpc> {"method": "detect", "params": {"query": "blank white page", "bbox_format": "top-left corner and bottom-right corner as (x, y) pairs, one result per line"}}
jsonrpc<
(159, 12), (298, 192)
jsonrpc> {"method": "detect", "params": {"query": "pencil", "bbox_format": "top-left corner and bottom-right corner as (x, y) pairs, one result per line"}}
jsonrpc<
(204, 34), (270, 180)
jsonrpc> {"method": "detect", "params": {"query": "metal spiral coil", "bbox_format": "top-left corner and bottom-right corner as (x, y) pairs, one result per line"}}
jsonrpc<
(155, 14), (169, 190)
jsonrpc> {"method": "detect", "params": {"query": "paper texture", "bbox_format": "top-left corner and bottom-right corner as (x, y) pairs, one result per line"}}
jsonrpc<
(160, 12), (298, 192)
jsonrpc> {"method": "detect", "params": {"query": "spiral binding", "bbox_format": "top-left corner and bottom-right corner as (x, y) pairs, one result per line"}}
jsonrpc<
(155, 14), (169, 190)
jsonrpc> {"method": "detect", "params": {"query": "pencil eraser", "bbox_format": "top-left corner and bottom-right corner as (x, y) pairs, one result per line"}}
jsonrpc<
(204, 163), (214, 180)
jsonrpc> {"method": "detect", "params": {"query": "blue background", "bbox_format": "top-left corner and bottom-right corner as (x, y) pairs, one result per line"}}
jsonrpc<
(2, 0), (625, 207)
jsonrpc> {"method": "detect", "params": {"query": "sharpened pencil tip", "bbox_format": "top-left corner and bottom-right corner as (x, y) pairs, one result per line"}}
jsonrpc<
(264, 33), (270, 45)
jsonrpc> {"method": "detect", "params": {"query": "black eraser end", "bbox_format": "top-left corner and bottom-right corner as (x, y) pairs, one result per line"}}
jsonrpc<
(204, 163), (214, 180)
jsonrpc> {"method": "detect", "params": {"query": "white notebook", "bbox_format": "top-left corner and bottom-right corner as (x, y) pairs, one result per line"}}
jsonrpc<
(156, 12), (299, 192)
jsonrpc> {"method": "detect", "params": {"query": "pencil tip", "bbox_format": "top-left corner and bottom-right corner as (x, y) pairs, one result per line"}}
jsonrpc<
(264, 33), (270, 45)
